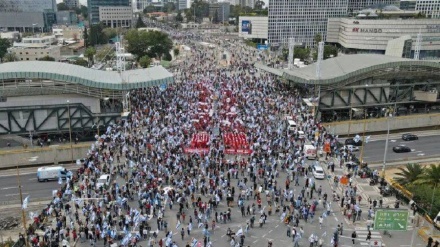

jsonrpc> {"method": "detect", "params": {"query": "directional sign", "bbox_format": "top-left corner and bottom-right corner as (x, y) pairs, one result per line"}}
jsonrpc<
(373, 209), (409, 231)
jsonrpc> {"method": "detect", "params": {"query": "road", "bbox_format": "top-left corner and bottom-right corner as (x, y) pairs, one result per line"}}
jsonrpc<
(360, 135), (440, 163)
(0, 164), (78, 204)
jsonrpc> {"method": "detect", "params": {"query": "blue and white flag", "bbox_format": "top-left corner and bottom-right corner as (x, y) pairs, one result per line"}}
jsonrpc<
(365, 136), (371, 143)
(176, 220), (181, 229)
(235, 227), (243, 236)
(191, 238), (198, 247)
(22, 196), (29, 209)
(58, 177), (63, 185)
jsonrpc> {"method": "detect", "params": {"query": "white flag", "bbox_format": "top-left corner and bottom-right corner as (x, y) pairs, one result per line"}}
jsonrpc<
(58, 177), (63, 185)
(365, 136), (371, 143)
(176, 220), (181, 229)
(22, 196), (29, 209)
(235, 227), (243, 236)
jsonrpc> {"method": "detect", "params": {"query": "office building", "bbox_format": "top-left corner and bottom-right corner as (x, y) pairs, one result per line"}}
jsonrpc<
(209, 2), (230, 23)
(99, 6), (133, 28)
(177, 0), (188, 10)
(268, 0), (399, 47)
(88, 0), (131, 24)
(0, 0), (57, 12)
(348, 0), (398, 13)
(327, 11), (440, 59)
(64, 0), (80, 9)
(56, 11), (78, 25)
(400, 0), (440, 18)
(8, 35), (61, 61)
(239, 0), (255, 8)
(0, 11), (56, 33)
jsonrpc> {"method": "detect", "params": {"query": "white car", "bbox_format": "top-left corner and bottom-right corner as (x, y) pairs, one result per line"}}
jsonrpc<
(312, 165), (325, 179)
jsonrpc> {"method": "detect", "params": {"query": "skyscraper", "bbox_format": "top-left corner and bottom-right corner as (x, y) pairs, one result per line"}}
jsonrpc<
(268, 0), (398, 47)
(88, 0), (131, 24)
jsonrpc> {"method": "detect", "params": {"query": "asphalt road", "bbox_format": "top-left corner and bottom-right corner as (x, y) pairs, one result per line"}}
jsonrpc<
(351, 135), (440, 163)
(0, 164), (78, 204)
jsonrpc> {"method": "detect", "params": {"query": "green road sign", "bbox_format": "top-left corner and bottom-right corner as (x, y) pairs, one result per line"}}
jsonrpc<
(374, 209), (409, 231)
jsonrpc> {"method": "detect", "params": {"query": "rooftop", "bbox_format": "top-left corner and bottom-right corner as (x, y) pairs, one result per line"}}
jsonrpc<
(0, 61), (174, 90)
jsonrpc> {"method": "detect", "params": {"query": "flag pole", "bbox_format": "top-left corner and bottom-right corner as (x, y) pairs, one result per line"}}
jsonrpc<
(16, 166), (29, 247)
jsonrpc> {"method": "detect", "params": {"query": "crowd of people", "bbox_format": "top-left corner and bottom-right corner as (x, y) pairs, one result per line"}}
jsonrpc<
(22, 28), (353, 247)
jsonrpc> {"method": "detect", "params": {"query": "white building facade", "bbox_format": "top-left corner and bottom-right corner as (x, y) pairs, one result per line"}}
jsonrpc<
(327, 17), (440, 59)
(99, 6), (133, 28)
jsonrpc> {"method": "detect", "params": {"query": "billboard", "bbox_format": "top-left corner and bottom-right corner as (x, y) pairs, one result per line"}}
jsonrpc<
(257, 44), (268, 50)
(242, 20), (251, 34)
(373, 209), (409, 231)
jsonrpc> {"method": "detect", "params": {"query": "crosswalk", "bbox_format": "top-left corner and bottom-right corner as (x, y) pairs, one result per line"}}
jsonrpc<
(355, 227), (385, 246)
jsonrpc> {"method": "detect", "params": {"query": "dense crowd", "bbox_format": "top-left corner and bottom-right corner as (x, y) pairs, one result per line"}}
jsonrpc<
(22, 30), (353, 247)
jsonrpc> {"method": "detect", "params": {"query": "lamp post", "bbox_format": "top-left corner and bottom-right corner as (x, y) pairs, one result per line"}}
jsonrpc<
(359, 109), (368, 163)
(16, 166), (29, 247)
(66, 100), (73, 163)
(382, 113), (392, 178)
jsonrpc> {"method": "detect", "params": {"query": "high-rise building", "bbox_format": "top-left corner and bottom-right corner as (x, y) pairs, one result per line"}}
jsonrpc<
(268, 0), (399, 47)
(348, 0), (398, 14)
(88, 0), (131, 24)
(415, 0), (440, 18)
(209, 2), (230, 23)
(177, 0), (188, 10)
(64, 0), (80, 9)
(0, 0), (57, 12)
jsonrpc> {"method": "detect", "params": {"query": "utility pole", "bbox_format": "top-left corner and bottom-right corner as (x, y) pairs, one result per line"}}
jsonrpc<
(16, 166), (29, 247)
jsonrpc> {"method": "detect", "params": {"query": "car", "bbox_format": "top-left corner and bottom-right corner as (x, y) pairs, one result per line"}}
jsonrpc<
(340, 145), (360, 152)
(402, 133), (419, 141)
(345, 138), (363, 146)
(392, 145), (411, 153)
(312, 165), (325, 179)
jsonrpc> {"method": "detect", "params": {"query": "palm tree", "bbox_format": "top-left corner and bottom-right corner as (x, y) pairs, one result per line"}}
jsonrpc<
(394, 163), (424, 185)
(416, 164), (440, 217)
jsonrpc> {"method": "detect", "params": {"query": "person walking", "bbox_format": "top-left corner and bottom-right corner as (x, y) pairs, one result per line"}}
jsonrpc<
(319, 215), (323, 229)
(366, 230), (371, 241)
(351, 231), (357, 244)
(181, 227), (185, 240)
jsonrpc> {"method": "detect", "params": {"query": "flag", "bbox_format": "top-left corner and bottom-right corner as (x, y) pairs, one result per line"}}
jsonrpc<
(322, 231), (326, 237)
(235, 227), (243, 236)
(176, 220), (181, 229)
(58, 177), (63, 185)
(22, 196), (29, 209)
(365, 136), (371, 143)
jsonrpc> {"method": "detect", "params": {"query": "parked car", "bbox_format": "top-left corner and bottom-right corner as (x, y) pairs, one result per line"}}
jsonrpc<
(392, 145), (411, 153)
(402, 133), (418, 141)
(312, 165), (325, 179)
(345, 138), (363, 146)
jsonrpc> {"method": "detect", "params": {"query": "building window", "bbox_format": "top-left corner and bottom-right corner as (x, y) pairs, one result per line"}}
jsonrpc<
(26, 58), (29, 60)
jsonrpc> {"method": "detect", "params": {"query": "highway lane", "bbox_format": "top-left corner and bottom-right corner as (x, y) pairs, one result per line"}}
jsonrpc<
(0, 164), (78, 204)
(357, 135), (440, 163)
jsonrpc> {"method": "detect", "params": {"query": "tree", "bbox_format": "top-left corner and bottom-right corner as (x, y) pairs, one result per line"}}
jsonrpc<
(89, 23), (108, 46)
(3, 53), (18, 62)
(173, 48), (180, 57)
(254, 0), (265, 10)
(84, 47), (96, 65)
(143, 5), (157, 14)
(417, 164), (440, 188)
(395, 163), (424, 185)
(74, 58), (88, 67)
(83, 26), (89, 48)
(136, 16), (146, 28)
(39, 56), (56, 61)
(125, 29), (173, 60)
(175, 10), (183, 22)
(139, 55), (151, 68)
(314, 33), (322, 45)
(163, 2), (176, 13)
(0, 38), (12, 62)
(57, 2), (70, 11)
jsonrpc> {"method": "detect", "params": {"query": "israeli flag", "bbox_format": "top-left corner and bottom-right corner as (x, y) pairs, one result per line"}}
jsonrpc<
(235, 227), (243, 236)
(22, 196), (29, 209)
(322, 231), (327, 237)
(176, 220), (181, 229)
(58, 177), (63, 185)
(365, 136), (371, 143)
(192, 239), (198, 247)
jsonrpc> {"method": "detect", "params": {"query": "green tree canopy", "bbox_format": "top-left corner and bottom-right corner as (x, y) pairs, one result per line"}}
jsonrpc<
(39, 55), (56, 61)
(125, 29), (173, 61)
(395, 163), (424, 185)
(314, 33), (322, 45)
(139, 55), (151, 68)
(163, 2), (176, 13)
(57, 2), (70, 11)
(2, 53), (18, 63)
(175, 10), (183, 22)
(0, 38), (12, 62)
(136, 16), (146, 28)
(84, 47), (96, 65)
(88, 23), (108, 46)
(143, 5), (157, 14)
(416, 164), (440, 188)
(74, 58), (88, 67)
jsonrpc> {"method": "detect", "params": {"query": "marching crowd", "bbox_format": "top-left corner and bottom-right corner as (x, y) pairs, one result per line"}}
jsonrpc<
(23, 29), (349, 247)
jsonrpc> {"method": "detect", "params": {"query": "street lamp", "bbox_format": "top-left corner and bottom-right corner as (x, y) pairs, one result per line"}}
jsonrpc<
(66, 100), (73, 163)
(382, 111), (392, 178)
(16, 166), (29, 247)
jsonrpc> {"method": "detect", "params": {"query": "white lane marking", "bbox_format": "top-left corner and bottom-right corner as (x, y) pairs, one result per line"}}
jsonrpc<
(1, 187), (17, 190)
(417, 153), (425, 156)
(29, 178), (38, 181)
(5, 193), (29, 196)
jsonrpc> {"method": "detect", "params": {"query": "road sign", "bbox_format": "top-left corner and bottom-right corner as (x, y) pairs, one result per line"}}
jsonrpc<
(257, 44), (268, 50)
(373, 209), (409, 231)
